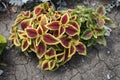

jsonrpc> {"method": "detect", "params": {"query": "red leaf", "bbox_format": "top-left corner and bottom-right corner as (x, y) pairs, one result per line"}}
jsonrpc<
(69, 45), (76, 56)
(48, 61), (55, 70)
(36, 42), (46, 59)
(45, 48), (56, 59)
(60, 36), (71, 48)
(47, 21), (60, 30)
(75, 42), (86, 56)
(43, 33), (59, 45)
(96, 6), (106, 16)
(41, 60), (49, 70)
(30, 42), (36, 52)
(26, 28), (37, 38)
(14, 38), (20, 46)
(81, 29), (93, 40)
(21, 19), (31, 30)
(60, 13), (69, 24)
(72, 35), (79, 40)
(21, 39), (29, 51)
(37, 26), (43, 35)
(34, 6), (42, 16)
(59, 27), (65, 36)
(53, 30), (59, 37)
(35, 36), (41, 46)
(63, 49), (71, 63)
(71, 21), (79, 29)
(56, 53), (64, 63)
(23, 11), (30, 18)
(66, 25), (78, 36)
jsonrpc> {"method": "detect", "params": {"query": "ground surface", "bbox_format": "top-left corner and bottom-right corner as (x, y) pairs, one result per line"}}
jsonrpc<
(0, 1), (120, 80)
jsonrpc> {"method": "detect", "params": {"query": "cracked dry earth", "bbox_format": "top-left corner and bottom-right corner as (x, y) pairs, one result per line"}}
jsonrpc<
(0, 1), (120, 80)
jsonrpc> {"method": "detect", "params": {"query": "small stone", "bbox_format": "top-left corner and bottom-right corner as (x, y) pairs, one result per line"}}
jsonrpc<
(0, 69), (4, 75)
(107, 74), (111, 80)
(107, 51), (111, 54)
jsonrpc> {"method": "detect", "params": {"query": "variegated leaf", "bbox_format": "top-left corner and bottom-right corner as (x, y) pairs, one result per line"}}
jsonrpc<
(25, 28), (37, 38)
(21, 39), (29, 52)
(46, 21), (60, 30)
(94, 28), (106, 36)
(48, 60), (55, 70)
(43, 33), (59, 45)
(45, 48), (56, 59)
(59, 36), (71, 48)
(60, 13), (69, 24)
(75, 42), (86, 56)
(66, 25), (78, 36)
(21, 19), (31, 30)
(81, 29), (93, 40)
(14, 38), (20, 46)
(40, 60), (49, 70)
(56, 53), (64, 63)
(96, 36), (107, 46)
(36, 42), (46, 59)
(33, 6), (42, 16)
(35, 36), (41, 46)
(40, 15), (48, 32)
(96, 6), (106, 16)
(69, 45), (76, 57)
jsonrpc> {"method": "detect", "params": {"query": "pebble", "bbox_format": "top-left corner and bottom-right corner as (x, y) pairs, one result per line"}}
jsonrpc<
(0, 69), (4, 75)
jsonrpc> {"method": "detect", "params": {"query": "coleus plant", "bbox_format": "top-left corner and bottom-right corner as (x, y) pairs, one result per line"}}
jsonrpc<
(72, 5), (114, 47)
(9, 2), (86, 71)
(9, 2), (114, 71)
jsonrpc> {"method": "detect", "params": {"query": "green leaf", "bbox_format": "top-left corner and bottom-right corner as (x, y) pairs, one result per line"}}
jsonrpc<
(81, 29), (93, 40)
(96, 36), (107, 46)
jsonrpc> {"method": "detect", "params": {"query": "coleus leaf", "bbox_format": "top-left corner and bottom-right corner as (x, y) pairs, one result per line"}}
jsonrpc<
(97, 18), (105, 26)
(25, 28), (37, 38)
(40, 60), (49, 70)
(22, 11), (31, 18)
(81, 29), (93, 40)
(10, 26), (17, 34)
(56, 53), (64, 63)
(30, 42), (36, 53)
(70, 21), (79, 30)
(43, 33), (59, 45)
(69, 45), (76, 57)
(75, 42), (86, 56)
(17, 30), (28, 39)
(36, 42), (46, 59)
(48, 60), (56, 70)
(96, 6), (106, 16)
(33, 6), (42, 16)
(72, 35), (79, 40)
(60, 13), (69, 24)
(40, 15), (48, 32)
(9, 34), (16, 40)
(13, 38), (21, 46)
(59, 36), (71, 48)
(35, 36), (41, 46)
(53, 30), (59, 37)
(21, 39), (29, 52)
(21, 19), (31, 30)
(37, 26), (43, 35)
(70, 15), (77, 20)
(66, 25), (78, 36)
(96, 36), (107, 46)
(59, 27), (65, 37)
(45, 48), (56, 59)
(63, 49), (71, 63)
(46, 21), (60, 30)
(94, 28), (106, 36)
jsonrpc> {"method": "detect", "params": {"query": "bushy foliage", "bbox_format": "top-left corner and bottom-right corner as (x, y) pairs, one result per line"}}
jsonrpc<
(9, 2), (113, 71)
(0, 35), (7, 55)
